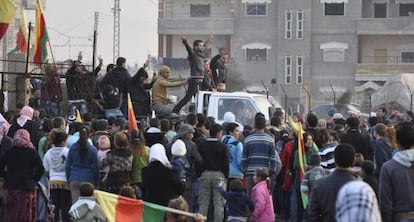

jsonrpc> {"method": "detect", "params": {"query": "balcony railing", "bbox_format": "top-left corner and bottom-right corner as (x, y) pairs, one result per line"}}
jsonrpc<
(359, 56), (414, 64)
(358, 56), (414, 74)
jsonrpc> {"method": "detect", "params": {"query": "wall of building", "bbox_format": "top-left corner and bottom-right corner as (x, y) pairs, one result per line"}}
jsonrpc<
(359, 35), (414, 58)
(230, 1), (278, 95)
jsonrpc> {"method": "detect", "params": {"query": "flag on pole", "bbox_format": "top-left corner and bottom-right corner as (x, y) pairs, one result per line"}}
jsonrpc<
(76, 109), (82, 123)
(127, 93), (138, 132)
(8, 8), (29, 55)
(33, 0), (49, 65)
(94, 190), (166, 222)
(0, 0), (17, 40)
(289, 116), (308, 209)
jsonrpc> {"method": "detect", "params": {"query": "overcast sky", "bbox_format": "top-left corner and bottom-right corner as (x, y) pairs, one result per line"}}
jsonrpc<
(44, 0), (158, 66)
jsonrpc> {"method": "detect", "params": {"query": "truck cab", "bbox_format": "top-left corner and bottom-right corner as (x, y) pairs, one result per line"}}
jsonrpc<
(195, 91), (283, 126)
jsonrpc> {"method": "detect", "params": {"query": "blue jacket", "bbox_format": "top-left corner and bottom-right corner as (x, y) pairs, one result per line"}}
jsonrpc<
(222, 135), (244, 179)
(218, 186), (254, 219)
(374, 137), (392, 177)
(66, 142), (99, 186)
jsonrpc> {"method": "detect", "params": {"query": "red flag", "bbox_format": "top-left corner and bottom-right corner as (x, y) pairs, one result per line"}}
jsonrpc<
(34, 0), (49, 64)
(0, 0), (17, 40)
(127, 93), (138, 132)
(8, 8), (29, 55)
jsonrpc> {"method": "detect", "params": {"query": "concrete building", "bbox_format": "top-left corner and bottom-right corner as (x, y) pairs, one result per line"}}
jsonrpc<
(158, 0), (414, 113)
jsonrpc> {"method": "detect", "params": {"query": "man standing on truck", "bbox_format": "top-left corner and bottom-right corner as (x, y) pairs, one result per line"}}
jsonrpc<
(171, 36), (206, 115)
(152, 65), (187, 116)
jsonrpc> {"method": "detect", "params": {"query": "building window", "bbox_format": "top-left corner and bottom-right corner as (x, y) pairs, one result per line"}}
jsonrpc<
(401, 51), (414, 63)
(242, 42), (271, 61)
(296, 56), (303, 84)
(399, 4), (414, 17)
(190, 4), (211, 17)
(246, 3), (267, 16)
(285, 11), (292, 39)
(324, 3), (345, 16)
(296, 11), (303, 39)
(320, 42), (348, 62)
(374, 3), (387, 18)
(285, 56), (292, 84)
(246, 48), (267, 61)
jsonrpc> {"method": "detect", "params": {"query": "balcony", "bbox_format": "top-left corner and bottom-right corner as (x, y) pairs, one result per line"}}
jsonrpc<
(158, 17), (235, 35)
(357, 56), (414, 74)
(357, 18), (414, 35)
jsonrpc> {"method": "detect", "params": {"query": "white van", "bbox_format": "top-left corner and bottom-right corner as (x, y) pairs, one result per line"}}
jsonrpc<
(195, 91), (283, 126)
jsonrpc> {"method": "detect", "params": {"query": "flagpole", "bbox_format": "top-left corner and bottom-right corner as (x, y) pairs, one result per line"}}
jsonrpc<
(47, 40), (55, 64)
(24, 22), (32, 76)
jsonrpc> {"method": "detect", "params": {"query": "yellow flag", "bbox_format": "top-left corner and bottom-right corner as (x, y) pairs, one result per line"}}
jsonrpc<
(75, 109), (82, 123)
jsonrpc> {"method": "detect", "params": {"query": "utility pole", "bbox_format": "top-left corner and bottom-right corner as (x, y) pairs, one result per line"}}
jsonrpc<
(92, 12), (99, 71)
(112, 0), (121, 63)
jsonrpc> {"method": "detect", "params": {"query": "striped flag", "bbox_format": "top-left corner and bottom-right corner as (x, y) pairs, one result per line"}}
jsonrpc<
(127, 93), (138, 132)
(33, 0), (49, 64)
(0, 0), (17, 40)
(94, 190), (166, 222)
(289, 116), (308, 209)
(8, 8), (29, 55)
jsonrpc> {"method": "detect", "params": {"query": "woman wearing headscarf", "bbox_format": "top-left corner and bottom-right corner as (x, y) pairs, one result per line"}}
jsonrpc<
(141, 143), (184, 206)
(65, 126), (99, 203)
(127, 66), (156, 120)
(7, 105), (40, 147)
(0, 129), (44, 222)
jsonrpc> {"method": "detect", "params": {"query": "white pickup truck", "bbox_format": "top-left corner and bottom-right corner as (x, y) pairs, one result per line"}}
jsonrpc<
(194, 91), (283, 127)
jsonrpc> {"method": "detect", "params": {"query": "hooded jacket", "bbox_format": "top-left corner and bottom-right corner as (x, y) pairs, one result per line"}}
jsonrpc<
(69, 196), (107, 222)
(379, 149), (414, 222)
(43, 146), (69, 181)
(251, 180), (275, 222)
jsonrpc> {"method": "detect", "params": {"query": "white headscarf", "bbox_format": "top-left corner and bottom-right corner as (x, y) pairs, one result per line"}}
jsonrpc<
(335, 181), (381, 222)
(149, 143), (170, 167)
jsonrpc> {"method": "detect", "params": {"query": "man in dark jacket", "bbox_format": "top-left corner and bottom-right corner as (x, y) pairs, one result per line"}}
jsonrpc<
(308, 143), (357, 222)
(197, 124), (229, 222)
(210, 49), (228, 86)
(101, 57), (131, 116)
(127, 66), (155, 119)
(340, 117), (373, 160)
(172, 37), (205, 115)
(379, 121), (414, 222)
(373, 123), (392, 177)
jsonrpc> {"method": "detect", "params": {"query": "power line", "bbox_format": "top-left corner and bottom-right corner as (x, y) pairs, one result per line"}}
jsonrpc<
(48, 26), (92, 39)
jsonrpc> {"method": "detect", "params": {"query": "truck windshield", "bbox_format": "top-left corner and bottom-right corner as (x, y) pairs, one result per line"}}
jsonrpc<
(253, 96), (272, 120)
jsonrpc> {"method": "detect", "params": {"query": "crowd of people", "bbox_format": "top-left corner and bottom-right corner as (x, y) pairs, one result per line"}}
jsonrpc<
(0, 100), (413, 221)
(0, 36), (414, 221)
(25, 36), (228, 121)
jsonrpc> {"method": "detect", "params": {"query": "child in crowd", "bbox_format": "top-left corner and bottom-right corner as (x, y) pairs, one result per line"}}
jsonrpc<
(218, 179), (254, 222)
(251, 168), (275, 222)
(119, 186), (137, 199)
(43, 129), (71, 222)
(351, 153), (365, 175)
(97, 135), (111, 189)
(101, 131), (133, 194)
(69, 183), (107, 222)
(165, 197), (205, 222)
(170, 139), (189, 183)
(361, 160), (379, 197)
(300, 153), (330, 196)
